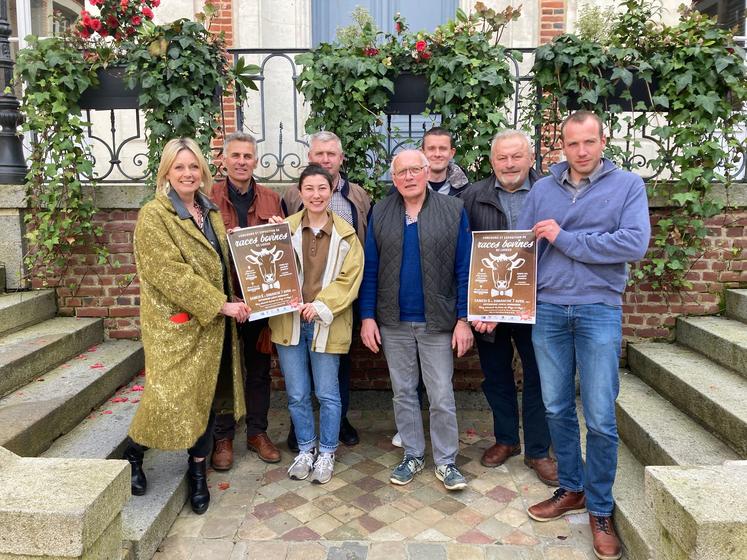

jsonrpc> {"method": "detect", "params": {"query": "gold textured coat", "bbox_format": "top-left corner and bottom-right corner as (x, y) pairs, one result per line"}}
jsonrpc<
(128, 193), (245, 450)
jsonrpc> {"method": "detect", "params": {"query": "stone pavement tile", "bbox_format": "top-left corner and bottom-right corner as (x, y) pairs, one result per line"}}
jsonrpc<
(327, 542), (368, 559)
(411, 484), (446, 506)
(355, 458), (388, 475)
(367, 541), (407, 560)
(445, 543), (486, 559)
(372, 484), (405, 503)
(280, 526), (321, 541)
(166, 515), (207, 538)
(152, 536), (199, 559)
(414, 528), (451, 542)
(448, 487), (483, 505)
(368, 525), (406, 542)
(368, 503), (406, 524)
(411, 505), (446, 525)
(486, 484), (519, 503)
(286, 541), (327, 560)
(313, 493), (345, 512)
(391, 495), (425, 514)
(252, 500), (282, 520)
(455, 529), (494, 544)
(319, 475), (348, 492)
(407, 542), (447, 560)
(530, 518), (572, 540)
(324, 522), (365, 540)
(287, 501), (324, 523)
(349, 513), (385, 534)
(295, 482), (330, 500)
(476, 517), (514, 541)
(542, 546), (594, 560)
(353, 492), (383, 512)
(452, 505), (486, 527)
(189, 538), (235, 559)
(306, 513), (342, 535)
(484, 544), (543, 560)
(431, 496), (466, 515)
(256, 482), (288, 501)
(200, 514), (243, 539)
(228, 540), (248, 560)
(338, 467), (367, 483)
(338, 451), (365, 466)
(333, 482), (367, 502)
(264, 511), (302, 535)
(329, 503), (366, 523)
(354, 475), (386, 492)
(244, 540), (288, 559)
(262, 465), (288, 484)
(392, 515), (429, 537)
(500, 528), (540, 546)
(273, 491), (309, 510)
(238, 521), (278, 541)
(494, 507), (530, 528)
(432, 515), (472, 539)
(468, 496), (507, 517)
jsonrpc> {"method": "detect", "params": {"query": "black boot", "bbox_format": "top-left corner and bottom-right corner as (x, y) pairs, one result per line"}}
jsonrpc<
(187, 457), (210, 514)
(123, 444), (147, 496)
(339, 416), (360, 446)
(287, 420), (299, 453)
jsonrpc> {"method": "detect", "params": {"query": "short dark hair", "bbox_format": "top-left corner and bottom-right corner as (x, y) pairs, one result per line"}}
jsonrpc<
(297, 163), (334, 190)
(422, 126), (453, 148)
(560, 111), (604, 141)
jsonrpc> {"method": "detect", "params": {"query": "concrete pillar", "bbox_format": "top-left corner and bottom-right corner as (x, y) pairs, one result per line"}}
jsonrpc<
(0, 183), (26, 290)
(645, 461), (747, 560)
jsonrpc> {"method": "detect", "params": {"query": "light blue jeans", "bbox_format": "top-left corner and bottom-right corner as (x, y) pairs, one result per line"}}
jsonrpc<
(276, 321), (341, 454)
(531, 302), (622, 516)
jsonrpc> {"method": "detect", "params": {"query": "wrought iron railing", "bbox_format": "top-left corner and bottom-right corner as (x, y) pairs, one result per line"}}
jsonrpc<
(76, 46), (746, 185)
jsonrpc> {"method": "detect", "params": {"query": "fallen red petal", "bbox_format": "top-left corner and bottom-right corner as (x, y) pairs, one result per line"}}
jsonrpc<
(87, 346), (98, 352)
(111, 397), (129, 403)
(130, 399), (140, 403)
(89, 363), (106, 369)
(102, 410), (113, 414)
(218, 482), (230, 490)
(131, 385), (144, 391)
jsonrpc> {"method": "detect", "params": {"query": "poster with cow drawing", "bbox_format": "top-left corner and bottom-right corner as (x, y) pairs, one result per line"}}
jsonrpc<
(227, 223), (302, 321)
(468, 230), (537, 324)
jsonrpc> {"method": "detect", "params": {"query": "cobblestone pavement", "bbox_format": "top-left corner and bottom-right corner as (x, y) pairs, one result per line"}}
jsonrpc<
(154, 408), (616, 560)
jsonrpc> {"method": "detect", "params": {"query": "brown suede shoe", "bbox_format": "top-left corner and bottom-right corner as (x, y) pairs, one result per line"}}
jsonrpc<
(589, 514), (622, 560)
(524, 456), (559, 487)
(480, 443), (521, 467)
(527, 488), (586, 521)
(247, 432), (281, 464)
(211, 438), (233, 471)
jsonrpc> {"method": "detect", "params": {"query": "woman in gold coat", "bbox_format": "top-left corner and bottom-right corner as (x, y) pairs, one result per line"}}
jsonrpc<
(123, 137), (251, 514)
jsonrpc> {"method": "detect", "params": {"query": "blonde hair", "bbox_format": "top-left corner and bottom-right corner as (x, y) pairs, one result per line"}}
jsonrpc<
(155, 138), (213, 196)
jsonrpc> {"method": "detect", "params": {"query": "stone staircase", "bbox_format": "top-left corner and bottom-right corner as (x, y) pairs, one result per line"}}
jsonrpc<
(613, 288), (747, 560)
(0, 290), (187, 560)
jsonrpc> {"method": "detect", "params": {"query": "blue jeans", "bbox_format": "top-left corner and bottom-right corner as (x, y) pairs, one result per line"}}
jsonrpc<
(532, 302), (622, 516)
(276, 321), (341, 454)
(476, 323), (551, 458)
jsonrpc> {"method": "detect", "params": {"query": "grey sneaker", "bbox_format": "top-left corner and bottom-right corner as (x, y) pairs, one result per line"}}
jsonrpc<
(435, 463), (467, 490)
(287, 449), (316, 480)
(310, 452), (335, 484)
(390, 454), (425, 485)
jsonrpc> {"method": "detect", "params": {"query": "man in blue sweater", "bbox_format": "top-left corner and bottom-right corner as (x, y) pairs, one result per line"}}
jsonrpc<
(359, 149), (473, 491)
(518, 111), (650, 560)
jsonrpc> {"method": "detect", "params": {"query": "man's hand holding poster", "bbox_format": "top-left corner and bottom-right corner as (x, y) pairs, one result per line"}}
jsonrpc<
(227, 222), (302, 321)
(468, 230), (537, 324)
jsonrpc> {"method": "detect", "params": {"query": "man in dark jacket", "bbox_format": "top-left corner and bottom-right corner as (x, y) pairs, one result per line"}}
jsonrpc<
(282, 131), (372, 448)
(209, 132), (284, 469)
(461, 130), (558, 486)
(422, 127), (469, 196)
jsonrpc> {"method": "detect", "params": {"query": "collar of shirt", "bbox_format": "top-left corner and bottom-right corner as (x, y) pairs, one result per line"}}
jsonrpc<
(301, 209), (334, 236)
(560, 159), (604, 190)
(227, 176), (255, 198)
(333, 175), (347, 194)
(494, 176), (531, 194)
(168, 188), (218, 220)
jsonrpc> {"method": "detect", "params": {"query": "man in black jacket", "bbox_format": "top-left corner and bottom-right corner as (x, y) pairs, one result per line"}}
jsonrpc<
(461, 130), (558, 486)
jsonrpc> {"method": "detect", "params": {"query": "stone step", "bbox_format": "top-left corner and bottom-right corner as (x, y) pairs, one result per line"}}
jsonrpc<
(628, 343), (747, 458)
(613, 442), (656, 560)
(676, 315), (747, 378)
(726, 289), (747, 323)
(0, 317), (103, 398)
(0, 289), (56, 337)
(0, 340), (144, 457)
(43, 378), (188, 560)
(616, 372), (739, 467)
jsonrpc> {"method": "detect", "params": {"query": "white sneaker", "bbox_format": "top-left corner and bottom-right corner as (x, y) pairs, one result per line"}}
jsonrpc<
(391, 432), (403, 448)
(310, 452), (335, 484)
(287, 449), (316, 480)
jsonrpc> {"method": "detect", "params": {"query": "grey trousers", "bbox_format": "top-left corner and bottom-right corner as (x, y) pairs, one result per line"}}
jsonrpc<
(380, 322), (459, 465)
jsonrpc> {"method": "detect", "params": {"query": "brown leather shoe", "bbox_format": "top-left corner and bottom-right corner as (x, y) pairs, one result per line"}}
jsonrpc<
(480, 443), (521, 467)
(527, 488), (586, 521)
(211, 438), (233, 471)
(589, 514), (622, 560)
(247, 432), (281, 464)
(524, 456), (559, 487)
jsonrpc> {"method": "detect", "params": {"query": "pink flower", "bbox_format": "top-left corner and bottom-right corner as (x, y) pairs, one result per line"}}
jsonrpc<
(89, 0), (102, 6)
(363, 47), (379, 56)
(131, 15), (142, 26)
(120, 0), (129, 7)
(79, 26), (91, 39)
(420, 51), (431, 60)
(142, 6), (154, 19)
(90, 18), (102, 32)
(107, 15), (118, 28)
(395, 22), (402, 33)
(152, 0), (160, 6)
(415, 40), (427, 52)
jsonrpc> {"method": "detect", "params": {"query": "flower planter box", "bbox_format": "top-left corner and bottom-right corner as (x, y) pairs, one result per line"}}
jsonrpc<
(567, 68), (662, 111)
(78, 66), (141, 110)
(384, 72), (429, 115)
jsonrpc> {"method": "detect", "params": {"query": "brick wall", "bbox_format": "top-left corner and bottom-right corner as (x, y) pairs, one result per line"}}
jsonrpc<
(539, 0), (566, 44)
(33, 201), (747, 389)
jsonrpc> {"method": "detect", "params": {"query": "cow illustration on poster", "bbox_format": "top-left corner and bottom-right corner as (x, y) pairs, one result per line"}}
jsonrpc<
(468, 230), (537, 324)
(227, 223), (302, 321)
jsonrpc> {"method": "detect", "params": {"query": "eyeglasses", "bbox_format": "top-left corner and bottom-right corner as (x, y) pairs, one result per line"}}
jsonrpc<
(393, 165), (428, 179)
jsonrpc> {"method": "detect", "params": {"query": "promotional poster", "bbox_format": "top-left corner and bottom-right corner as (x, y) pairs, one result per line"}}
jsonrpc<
(468, 230), (537, 324)
(227, 223), (302, 321)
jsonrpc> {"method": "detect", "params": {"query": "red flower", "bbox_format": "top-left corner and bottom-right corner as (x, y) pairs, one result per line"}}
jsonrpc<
(363, 47), (379, 56)
(152, 0), (160, 6)
(89, 0), (102, 5)
(132, 15), (142, 26)
(115, 31), (123, 40)
(120, 0), (129, 7)
(90, 18), (102, 32)
(107, 15), (118, 28)
(142, 6), (154, 19)
(395, 22), (402, 33)
(420, 51), (431, 60)
(415, 40), (427, 52)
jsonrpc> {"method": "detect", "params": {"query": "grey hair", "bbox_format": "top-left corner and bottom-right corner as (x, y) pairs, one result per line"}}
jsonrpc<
(309, 131), (343, 153)
(390, 149), (429, 175)
(490, 130), (534, 156)
(223, 132), (257, 154)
